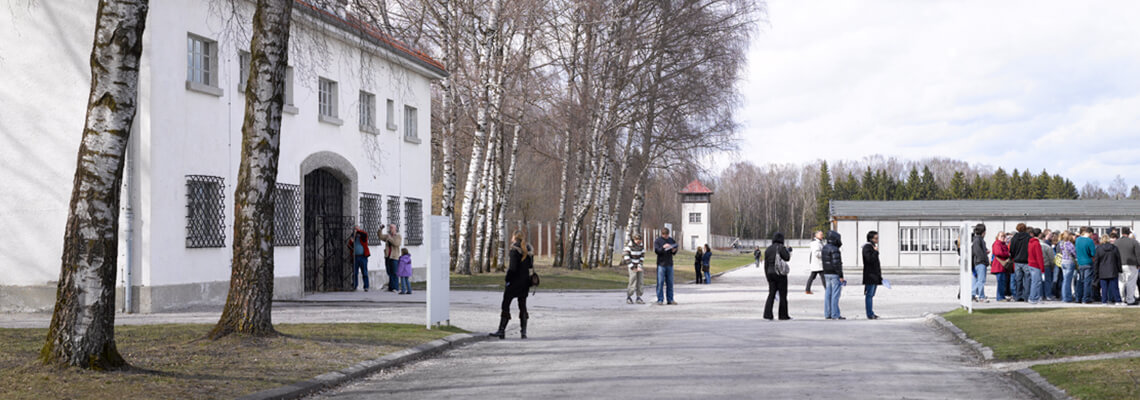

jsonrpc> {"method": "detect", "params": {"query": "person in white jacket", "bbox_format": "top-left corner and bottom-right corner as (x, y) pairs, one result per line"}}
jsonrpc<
(806, 230), (825, 294)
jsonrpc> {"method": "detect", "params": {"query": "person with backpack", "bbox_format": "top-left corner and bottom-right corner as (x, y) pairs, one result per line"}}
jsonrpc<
(763, 232), (792, 320)
(624, 234), (646, 304)
(702, 244), (713, 284)
(863, 231), (883, 319)
(489, 230), (535, 339)
(694, 247), (705, 284)
(821, 230), (845, 320)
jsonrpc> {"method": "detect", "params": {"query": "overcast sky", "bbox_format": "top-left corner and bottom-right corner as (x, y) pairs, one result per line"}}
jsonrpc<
(732, 0), (1140, 189)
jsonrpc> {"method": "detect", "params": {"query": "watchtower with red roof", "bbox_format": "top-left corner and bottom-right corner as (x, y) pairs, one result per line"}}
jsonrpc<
(679, 180), (713, 251)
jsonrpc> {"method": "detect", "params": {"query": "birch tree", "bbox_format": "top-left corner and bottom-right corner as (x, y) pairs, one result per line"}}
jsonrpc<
(208, 0), (293, 339)
(41, 0), (149, 369)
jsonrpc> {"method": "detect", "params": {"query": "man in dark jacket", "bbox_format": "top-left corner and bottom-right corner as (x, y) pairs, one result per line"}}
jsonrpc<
(1115, 228), (1140, 305)
(1008, 223), (1032, 301)
(1096, 233), (1124, 304)
(971, 224), (989, 302)
(821, 231), (845, 320)
(653, 228), (679, 305)
(862, 231), (882, 320)
(753, 246), (763, 268)
(764, 233), (793, 320)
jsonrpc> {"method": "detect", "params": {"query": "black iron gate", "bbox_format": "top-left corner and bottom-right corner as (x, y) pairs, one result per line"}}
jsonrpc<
(303, 169), (355, 292)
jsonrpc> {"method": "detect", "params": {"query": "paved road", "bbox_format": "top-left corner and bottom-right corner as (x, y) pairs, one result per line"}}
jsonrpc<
(311, 266), (1034, 399)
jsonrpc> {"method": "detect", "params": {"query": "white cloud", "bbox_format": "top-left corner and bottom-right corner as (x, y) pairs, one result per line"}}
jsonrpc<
(732, 0), (1140, 188)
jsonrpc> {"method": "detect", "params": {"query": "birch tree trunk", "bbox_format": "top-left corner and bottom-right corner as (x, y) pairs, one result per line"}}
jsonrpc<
(494, 123), (522, 270)
(209, 0), (293, 339)
(40, 0), (149, 370)
(552, 132), (572, 268)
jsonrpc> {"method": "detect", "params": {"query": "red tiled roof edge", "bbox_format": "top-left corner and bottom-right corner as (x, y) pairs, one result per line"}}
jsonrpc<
(294, 0), (447, 75)
(679, 180), (713, 194)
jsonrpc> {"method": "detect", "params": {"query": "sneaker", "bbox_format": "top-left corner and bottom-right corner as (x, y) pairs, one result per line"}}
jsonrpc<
(868, 315), (880, 320)
(636, 298), (645, 304)
(627, 297), (634, 304)
(667, 301), (678, 305)
(656, 301), (664, 306)
(836, 316), (846, 320)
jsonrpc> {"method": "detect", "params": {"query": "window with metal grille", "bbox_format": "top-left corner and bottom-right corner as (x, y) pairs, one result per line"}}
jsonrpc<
(360, 192), (383, 235)
(319, 78), (337, 117)
(186, 175), (226, 248)
(387, 196), (401, 231)
(274, 183), (301, 246)
(187, 34), (216, 86)
(404, 198), (423, 246)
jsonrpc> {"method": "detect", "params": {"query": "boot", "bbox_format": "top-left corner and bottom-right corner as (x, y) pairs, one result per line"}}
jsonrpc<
(520, 318), (528, 339)
(489, 314), (509, 339)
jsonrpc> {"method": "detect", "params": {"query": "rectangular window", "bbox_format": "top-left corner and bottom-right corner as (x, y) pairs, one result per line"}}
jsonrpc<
(404, 105), (418, 140)
(359, 91), (376, 131)
(187, 35), (216, 86)
(360, 192), (383, 236)
(689, 212), (701, 224)
(274, 183), (301, 246)
(387, 196), (401, 231)
(920, 227), (931, 252)
(386, 99), (397, 130)
(319, 78), (338, 118)
(404, 198), (423, 246)
(186, 175), (226, 248)
(284, 67), (295, 107)
(237, 50), (250, 93)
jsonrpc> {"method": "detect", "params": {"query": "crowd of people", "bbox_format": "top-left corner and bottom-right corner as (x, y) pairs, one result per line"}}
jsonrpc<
(347, 223), (413, 294)
(975, 224), (1139, 306)
(761, 229), (883, 321)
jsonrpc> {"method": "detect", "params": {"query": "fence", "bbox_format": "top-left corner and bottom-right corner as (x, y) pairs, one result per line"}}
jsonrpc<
(498, 222), (683, 258)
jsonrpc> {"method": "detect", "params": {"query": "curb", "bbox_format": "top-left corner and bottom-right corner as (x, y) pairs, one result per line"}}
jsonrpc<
(924, 312), (1072, 400)
(236, 332), (490, 400)
(922, 312), (994, 361)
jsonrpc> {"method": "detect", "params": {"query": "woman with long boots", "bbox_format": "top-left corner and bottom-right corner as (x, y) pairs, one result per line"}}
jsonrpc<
(490, 231), (534, 339)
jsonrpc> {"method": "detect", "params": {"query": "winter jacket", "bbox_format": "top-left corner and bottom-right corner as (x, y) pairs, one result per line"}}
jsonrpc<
(862, 242), (882, 285)
(623, 241), (645, 270)
(971, 235), (989, 266)
(702, 250), (712, 267)
(504, 242), (534, 297)
(764, 232), (791, 276)
(1076, 236), (1097, 266)
(1027, 237), (1044, 271)
(694, 252), (704, 268)
(376, 231), (402, 260)
(397, 254), (412, 277)
(1041, 241), (1056, 270)
(1094, 243), (1123, 280)
(821, 231), (843, 278)
(348, 229), (371, 257)
(1009, 231), (1032, 264)
(1114, 236), (1140, 266)
(1059, 241), (1076, 264)
(654, 236), (678, 266)
(809, 239), (823, 272)
(991, 239), (1010, 274)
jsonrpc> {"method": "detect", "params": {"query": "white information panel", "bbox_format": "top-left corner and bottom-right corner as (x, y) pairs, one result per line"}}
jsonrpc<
(428, 216), (451, 328)
(959, 223), (973, 313)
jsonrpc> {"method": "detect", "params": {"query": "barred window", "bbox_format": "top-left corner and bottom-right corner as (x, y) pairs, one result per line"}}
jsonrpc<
(186, 175), (226, 248)
(360, 192), (383, 235)
(387, 196), (401, 231)
(404, 198), (423, 246)
(274, 183), (301, 246)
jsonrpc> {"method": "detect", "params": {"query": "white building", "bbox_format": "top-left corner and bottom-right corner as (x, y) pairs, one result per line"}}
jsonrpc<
(679, 180), (712, 251)
(0, 0), (445, 312)
(830, 200), (1140, 273)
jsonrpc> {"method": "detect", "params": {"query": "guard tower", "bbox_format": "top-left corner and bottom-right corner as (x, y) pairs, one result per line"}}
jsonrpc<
(679, 180), (713, 251)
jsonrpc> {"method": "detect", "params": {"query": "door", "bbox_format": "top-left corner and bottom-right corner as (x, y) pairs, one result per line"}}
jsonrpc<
(303, 169), (354, 292)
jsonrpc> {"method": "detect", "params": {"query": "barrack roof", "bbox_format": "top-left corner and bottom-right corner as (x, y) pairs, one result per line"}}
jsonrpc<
(831, 200), (1140, 219)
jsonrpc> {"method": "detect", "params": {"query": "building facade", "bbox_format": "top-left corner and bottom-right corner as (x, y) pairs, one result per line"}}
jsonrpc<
(679, 180), (713, 251)
(0, 0), (445, 312)
(830, 200), (1140, 273)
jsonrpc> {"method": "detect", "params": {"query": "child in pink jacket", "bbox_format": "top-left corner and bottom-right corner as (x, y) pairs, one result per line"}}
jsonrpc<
(398, 248), (413, 294)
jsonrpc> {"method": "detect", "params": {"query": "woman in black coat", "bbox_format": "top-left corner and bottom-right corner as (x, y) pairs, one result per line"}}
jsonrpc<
(490, 231), (534, 339)
(1095, 235), (1123, 304)
(694, 247), (705, 284)
(763, 232), (792, 320)
(862, 231), (882, 320)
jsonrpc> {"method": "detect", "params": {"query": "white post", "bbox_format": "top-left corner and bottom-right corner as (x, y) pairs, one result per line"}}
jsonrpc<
(537, 222), (544, 258)
(959, 223), (973, 313)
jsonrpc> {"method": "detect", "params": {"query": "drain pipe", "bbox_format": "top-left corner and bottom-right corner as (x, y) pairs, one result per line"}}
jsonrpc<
(124, 144), (134, 313)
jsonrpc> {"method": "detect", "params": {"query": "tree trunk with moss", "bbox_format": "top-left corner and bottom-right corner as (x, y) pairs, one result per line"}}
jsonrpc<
(40, 0), (149, 370)
(208, 0), (293, 339)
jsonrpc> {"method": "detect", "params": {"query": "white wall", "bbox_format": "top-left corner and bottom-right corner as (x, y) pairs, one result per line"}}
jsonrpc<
(680, 202), (710, 251)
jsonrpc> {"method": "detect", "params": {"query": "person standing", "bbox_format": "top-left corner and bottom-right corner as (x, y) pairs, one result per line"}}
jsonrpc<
(702, 244), (713, 284)
(1025, 228), (1045, 304)
(1040, 230), (1056, 301)
(863, 231), (882, 319)
(1076, 227), (1098, 304)
(1095, 233), (1124, 305)
(754, 246), (763, 268)
(821, 231), (845, 320)
(806, 230), (825, 294)
(971, 224), (989, 302)
(347, 226), (371, 292)
(763, 232), (792, 320)
(1008, 223), (1032, 301)
(1114, 228), (1140, 305)
(376, 224), (403, 293)
(693, 247), (705, 284)
(623, 234), (646, 304)
(654, 228), (679, 305)
(397, 248), (413, 294)
(992, 231), (1012, 301)
(1058, 231), (1077, 303)
(489, 231), (534, 339)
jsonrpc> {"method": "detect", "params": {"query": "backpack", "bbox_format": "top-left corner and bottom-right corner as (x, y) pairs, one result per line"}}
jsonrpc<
(773, 245), (791, 276)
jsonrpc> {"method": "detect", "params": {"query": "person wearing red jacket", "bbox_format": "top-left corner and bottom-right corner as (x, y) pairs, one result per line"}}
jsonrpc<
(992, 232), (1012, 301)
(348, 226), (371, 292)
(1026, 228), (1045, 303)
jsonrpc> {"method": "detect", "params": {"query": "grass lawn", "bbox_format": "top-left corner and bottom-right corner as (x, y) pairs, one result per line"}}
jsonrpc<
(942, 308), (1140, 361)
(1033, 357), (1140, 400)
(0, 323), (465, 399)
(435, 250), (759, 291)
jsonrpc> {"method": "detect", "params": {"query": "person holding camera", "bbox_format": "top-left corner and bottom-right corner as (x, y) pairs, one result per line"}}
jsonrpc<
(376, 224), (403, 293)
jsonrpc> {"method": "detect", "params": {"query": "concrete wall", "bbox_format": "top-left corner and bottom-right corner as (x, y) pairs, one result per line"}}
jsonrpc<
(680, 202), (710, 251)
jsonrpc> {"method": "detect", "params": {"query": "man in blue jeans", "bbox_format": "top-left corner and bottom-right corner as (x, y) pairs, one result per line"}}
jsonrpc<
(376, 224), (402, 293)
(1075, 227), (1098, 303)
(821, 231), (845, 319)
(654, 228), (679, 305)
(348, 226), (371, 291)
